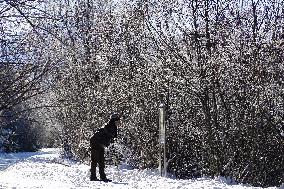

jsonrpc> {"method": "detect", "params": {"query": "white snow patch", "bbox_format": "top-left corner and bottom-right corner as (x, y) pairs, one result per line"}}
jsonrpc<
(0, 149), (281, 189)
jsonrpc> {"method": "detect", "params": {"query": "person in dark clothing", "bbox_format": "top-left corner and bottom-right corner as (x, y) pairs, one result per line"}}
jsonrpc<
(90, 113), (120, 182)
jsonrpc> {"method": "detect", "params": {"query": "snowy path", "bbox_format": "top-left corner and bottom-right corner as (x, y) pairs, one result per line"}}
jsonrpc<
(0, 149), (281, 189)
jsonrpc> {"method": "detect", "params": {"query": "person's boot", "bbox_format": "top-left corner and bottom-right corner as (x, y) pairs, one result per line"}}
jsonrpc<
(90, 177), (100, 181)
(90, 173), (99, 181)
(100, 173), (111, 182)
(101, 178), (112, 182)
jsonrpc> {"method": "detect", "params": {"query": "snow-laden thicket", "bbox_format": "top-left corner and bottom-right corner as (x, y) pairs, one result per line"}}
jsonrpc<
(1, 0), (284, 187)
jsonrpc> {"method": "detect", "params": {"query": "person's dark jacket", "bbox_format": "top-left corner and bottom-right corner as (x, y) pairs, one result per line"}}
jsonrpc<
(90, 120), (117, 148)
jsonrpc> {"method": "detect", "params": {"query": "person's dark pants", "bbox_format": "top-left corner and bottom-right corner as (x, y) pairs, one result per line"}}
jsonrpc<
(90, 143), (106, 181)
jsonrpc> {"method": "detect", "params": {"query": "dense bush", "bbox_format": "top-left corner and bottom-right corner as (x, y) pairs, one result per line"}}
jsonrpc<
(1, 0), (283, 187)
(0, 110), (43, 152)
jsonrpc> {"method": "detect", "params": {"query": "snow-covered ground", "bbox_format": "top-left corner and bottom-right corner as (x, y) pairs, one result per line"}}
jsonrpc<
(0, 148), (282, 189)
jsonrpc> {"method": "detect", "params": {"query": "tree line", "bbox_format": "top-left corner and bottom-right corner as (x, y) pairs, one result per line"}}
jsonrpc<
(0, 0), (283, 187)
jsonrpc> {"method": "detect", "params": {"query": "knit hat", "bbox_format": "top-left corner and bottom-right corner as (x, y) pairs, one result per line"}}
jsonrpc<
(110, 113), (120, 121)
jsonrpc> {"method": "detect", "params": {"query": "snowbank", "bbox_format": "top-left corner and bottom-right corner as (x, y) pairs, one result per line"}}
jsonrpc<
(0, 149), (281, 189)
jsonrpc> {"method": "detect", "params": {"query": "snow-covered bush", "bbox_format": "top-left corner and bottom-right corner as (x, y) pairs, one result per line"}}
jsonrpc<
(47, 0), (283, 187)
(0, 109), (44, 153)
(2, 0), (283, 187)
